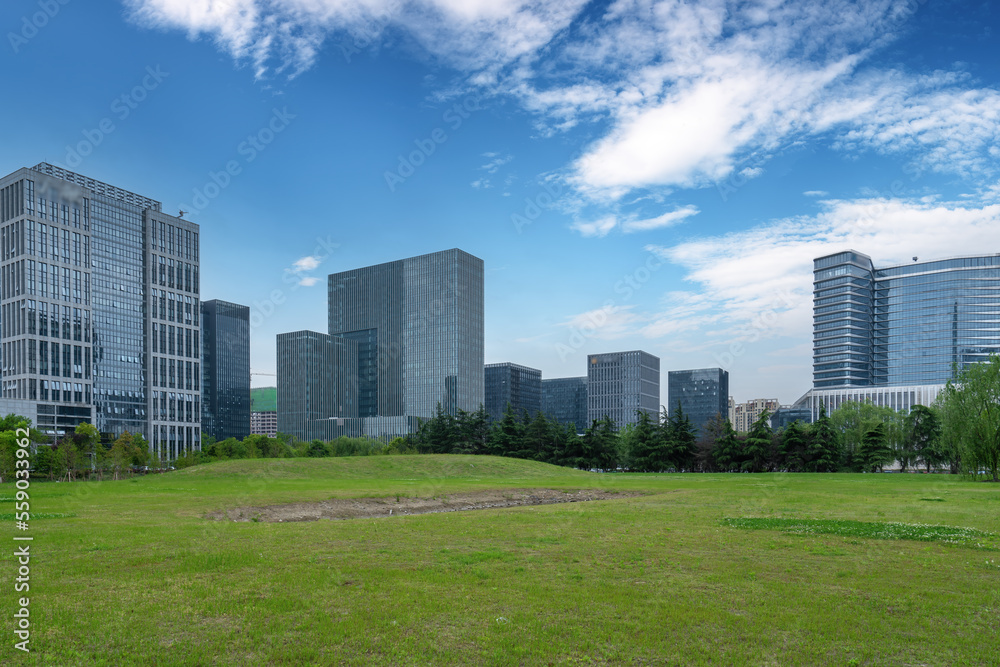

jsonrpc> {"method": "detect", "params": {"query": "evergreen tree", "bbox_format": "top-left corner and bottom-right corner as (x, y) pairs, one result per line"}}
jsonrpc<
(742, 410), (773, 472)
(904, 404), (943, 473)
(779, 420), (809, 472)
(629, 410), (664, 472)
(486, 403), (524, 458)
(712, 420), (742, 472)
(667, 403), (698, 471)
(859, 422), (893, 472)
(582, 417), (619, 471)
(807, 404), (842, 472)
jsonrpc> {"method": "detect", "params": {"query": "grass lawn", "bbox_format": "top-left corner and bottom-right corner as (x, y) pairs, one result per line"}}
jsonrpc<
(4, 455), (999, 665)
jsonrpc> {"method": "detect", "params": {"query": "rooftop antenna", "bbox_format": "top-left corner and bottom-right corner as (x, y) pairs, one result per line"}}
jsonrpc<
(912, 256), (918, 262)
(178, 210), (187, 219)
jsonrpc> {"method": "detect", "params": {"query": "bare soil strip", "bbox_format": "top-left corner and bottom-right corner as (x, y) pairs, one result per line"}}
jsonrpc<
(207, 488), (642, 523)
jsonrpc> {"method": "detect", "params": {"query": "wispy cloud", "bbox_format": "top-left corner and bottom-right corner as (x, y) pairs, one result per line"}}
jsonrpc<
(292, 255), (321, 272)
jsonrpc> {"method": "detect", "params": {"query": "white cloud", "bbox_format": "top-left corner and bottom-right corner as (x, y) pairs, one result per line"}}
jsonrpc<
(622, 205), (700, 233)
(125, 0), (589, 77)
(292, 255), (321, 272)
(803, 190), (829, 197)
(298, 276), (321, 287)
(570, 216), (618, 238)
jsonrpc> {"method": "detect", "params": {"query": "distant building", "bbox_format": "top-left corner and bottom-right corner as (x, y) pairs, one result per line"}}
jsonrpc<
(667, 368), (729, 436)
(730, 398), (779, 433)
(484, 362), (541, 421)
(587, 351), (660, 431)
(276, 331), (358, 441)
(327, 248), (484, 424)
(542, 377), (589, 432)
(200, 300), (250, 441)
(809, 250), (1000, 419)
(250, 410), (277, 437)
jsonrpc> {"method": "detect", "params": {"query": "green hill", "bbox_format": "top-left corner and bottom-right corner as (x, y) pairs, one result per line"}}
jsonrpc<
(250, 386), (276, 411)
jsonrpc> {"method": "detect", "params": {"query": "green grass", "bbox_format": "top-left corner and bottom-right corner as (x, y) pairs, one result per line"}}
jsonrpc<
(3, 456), (999, 666)
(723, 516), (998, 549)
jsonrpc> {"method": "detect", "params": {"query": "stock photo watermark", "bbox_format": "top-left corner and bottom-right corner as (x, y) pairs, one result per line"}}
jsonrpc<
(60, 65), (169, 169)
(713, 289), (797, 369)
(184, 107), (296, 214)
(7, 0), (70, 54)
(384, 96), (482, 192)
(511, 180), (563, 233)
(13, 426), (33, 653)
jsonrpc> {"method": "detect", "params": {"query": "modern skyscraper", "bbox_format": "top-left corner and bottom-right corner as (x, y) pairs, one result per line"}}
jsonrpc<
(327, 248), (484, 422)
(667, 368), (729, 436)
(541, 376), (588, 432)
(810, 250), (1000, 417)
(484, 362), (541, 421)
(276, 330), (358, 439)
(587, 350), (660, 431)
(0, 163), (200, 460)
(201, 299), (250, 441)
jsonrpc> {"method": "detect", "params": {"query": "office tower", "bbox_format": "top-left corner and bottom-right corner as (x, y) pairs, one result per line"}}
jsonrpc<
(541, 376), (588, 432)
(250, 386), (277, 436)
(587, 350), (660, 431)
(327, 248), (484, 423)
(730, 398), (779, 432)
(484, 362), (541, 421)
(667, 368), (729, 436)
(810, 250), (1000, 417)
(0, 163), (199, 459)
(276, 331), (358, 440)
(201, 299), (250, 441)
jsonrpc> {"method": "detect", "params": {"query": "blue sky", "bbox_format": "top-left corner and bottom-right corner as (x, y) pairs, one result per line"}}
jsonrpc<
(3, 0), (999, 405)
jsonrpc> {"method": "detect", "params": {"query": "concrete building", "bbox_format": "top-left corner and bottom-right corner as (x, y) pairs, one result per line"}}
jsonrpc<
(587, 350), (660, 431)
(542, 376), (588, 432)
(201, 299), (250, 441)
(667, 368), (728, 436)
(809, 250), (1000, 418)
(730, 398), (779, 433)
(0, 163), (199, 459)
(484, 362), (541, 421)
(250, 410), (277, 437)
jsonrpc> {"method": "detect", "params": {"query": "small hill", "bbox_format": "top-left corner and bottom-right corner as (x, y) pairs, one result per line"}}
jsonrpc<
(175, 454), (592, 481)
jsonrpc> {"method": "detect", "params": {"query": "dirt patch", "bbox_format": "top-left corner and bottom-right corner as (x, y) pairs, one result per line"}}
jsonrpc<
(207, 488), (643, 523)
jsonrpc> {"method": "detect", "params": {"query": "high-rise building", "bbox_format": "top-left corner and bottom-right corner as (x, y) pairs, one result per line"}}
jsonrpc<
(484, 362), (541, 421)
(667, 368), (729, 436)
(250, 386), (277, 436)
(810, 250), (1000, 417)
(0, 163), (200, 460)
(250, 410), (277, 437)
(542, 376), (588, 432)
(730, 398), (779, 433)
(327, 248), (484, 423)
(276, 330), (358, 440)
(587, 350), (660, 431)
(201, 299), (250, 441)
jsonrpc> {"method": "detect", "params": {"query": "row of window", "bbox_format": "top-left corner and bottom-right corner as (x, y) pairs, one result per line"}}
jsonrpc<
(150, 289), (199, 325)
(151, 324), (199, 359)
(151, 255), (199, 294)
(150, 221), (198, 261)
(151, 356), (200, 391)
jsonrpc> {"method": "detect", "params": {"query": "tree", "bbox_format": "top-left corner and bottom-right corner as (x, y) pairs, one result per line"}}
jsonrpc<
(807, 404), (841, 472)
(742, 410), (773, 472)
(711, 420), (742, 472)
(859, 423), (893, 472)
(830, 401), (900, 471)
(628, 410), (665, 472)
(937, 355), (1000, 481)
(581, 416), (618, 471)
(666, 403), (697, 471)
(779, 420), (809, 472)
(904, 405), (943, 472)
(486, 404), (524, 458)
(109, 432), (139, 480)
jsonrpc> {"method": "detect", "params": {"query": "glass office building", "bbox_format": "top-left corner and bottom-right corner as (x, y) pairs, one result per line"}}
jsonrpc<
(0, 163), (200, 459)
(201, 299), (250, 441)
(541, 376), (588, 432)
(587, 350), (660, 431)
(327, 248), (484, 423)
(811, 250), (1000, 417)
(485, 362), (541, 421)
(276, 330), (358, 439)
(666, 368), (729, 436)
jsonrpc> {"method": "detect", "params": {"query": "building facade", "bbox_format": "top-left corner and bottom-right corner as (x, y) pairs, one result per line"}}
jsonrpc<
(730, 398), (779, 433)
(484, 362), (541, 421)
(542, 376), (588, 432)
(811, 250), (1000, 418)
(587, 350), (660, 431)
(201, 300), (250, 441)
(276, 330), (358, 440)
(667, 368), (729, 436)
(250, 410), (277, 437)
(327, 248), (484, 424)
(0, 163), (199, 459)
